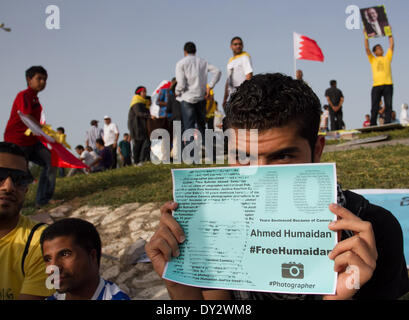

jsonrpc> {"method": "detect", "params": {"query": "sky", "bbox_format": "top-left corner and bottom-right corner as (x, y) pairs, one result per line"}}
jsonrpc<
(1, 0), (408, 149)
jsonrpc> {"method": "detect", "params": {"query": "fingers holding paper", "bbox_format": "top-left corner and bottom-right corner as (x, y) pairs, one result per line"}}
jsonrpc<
(145, 201), (185, 277)
(145, 201), (204, 299)
(324, 203), (377, 300)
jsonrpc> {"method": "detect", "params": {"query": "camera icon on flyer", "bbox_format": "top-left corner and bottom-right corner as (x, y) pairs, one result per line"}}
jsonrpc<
(281, 262), (304, 279)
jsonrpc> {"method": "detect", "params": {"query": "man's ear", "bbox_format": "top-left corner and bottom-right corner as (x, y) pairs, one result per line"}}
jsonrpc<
(313, 135), (326, 163)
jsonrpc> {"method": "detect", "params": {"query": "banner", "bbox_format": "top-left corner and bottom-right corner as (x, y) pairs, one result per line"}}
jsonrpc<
(353, 189), (409, 268)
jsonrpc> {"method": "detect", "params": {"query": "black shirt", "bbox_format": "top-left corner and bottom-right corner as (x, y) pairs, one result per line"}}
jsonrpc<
(325, 87), (344, 106)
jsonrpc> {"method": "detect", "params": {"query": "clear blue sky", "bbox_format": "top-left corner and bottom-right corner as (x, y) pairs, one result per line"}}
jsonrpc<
(1, 0), (408, 149)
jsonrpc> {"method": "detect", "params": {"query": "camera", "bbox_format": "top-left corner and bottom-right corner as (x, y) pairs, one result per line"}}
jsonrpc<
(281, 262), (304, 279)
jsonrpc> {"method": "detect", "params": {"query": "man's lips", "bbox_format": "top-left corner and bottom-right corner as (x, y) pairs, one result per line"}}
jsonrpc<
(0, 194), (17, 203)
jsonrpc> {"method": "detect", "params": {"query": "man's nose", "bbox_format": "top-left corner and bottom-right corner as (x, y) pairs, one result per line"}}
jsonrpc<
(1, 176), (16, 191)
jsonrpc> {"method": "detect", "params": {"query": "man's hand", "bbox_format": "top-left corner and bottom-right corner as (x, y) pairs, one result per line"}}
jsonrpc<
(146, 201), (185, 277)
(323, 203), (377, 300)
(145, 201), (204, 299)
(204, 86), (211, 100)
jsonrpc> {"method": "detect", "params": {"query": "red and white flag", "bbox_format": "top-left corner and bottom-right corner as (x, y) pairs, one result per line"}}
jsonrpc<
(18, 111), (87, 169)
(293, 32), (324, 62)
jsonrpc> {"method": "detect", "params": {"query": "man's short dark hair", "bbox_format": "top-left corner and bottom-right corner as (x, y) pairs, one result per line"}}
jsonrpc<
(184, 42), (196, 54)
(372, 44), (382, 53)
(75, 145), (84, 151)
(40, 218), (102, 267)
(225, 73), (321, 152)
(231, 36), (243, 44)
(330, 80), (337, 87)
(56, 127), (65, 133)
(0, 142), (30, 171)
(25, 66), (48, 80)
(95, 138), (104, 146)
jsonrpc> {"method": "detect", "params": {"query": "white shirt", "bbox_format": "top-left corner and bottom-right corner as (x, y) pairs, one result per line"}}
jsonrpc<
(175, 54), (221, 104)
(227, 52), (253, 94)
(400, 108), (409, 125)
(103, 122), (119, 147)
(80, 150), (98, 167)
(320, 110), (329, 128)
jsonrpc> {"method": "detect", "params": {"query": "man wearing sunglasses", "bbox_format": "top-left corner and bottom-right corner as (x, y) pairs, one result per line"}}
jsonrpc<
(0, 142), (54, 300)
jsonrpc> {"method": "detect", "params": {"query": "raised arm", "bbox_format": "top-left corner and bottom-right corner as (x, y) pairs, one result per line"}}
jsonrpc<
(389, 34), (394, 51)
(364, 35), (372, 56)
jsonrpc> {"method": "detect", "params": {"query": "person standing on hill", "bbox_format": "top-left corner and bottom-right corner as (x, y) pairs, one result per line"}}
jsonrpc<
(325, 80), (344, 131)
(364, 29), (394, 125)
(222, 37), (253, 111)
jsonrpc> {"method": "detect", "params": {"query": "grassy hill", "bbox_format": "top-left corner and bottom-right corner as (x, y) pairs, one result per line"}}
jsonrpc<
(23, 141), (409, 215)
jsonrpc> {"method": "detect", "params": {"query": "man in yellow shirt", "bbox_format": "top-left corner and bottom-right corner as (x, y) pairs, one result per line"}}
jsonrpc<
(364, 30), (395, 125)
(0, 142), (54, 300)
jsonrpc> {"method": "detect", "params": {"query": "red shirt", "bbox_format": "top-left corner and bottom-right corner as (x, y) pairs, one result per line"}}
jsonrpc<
(4, 87), (43, 146)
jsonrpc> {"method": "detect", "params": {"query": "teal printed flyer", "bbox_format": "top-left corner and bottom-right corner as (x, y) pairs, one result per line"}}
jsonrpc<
(163, 163), (338, 295)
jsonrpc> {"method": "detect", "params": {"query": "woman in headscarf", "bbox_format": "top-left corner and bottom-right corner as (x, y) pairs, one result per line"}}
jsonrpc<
(128, 86), (151, 165)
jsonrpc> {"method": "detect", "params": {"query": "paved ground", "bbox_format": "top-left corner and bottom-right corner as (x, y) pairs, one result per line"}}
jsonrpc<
(323, 137), (409, 153)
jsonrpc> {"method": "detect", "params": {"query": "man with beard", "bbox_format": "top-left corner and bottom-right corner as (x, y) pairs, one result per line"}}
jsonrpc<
(0, 141), (54, 300)
(41, 218), (130, 300)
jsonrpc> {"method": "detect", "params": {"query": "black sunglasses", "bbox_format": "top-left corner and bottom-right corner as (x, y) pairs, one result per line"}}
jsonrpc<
(0, 167), (34, 189)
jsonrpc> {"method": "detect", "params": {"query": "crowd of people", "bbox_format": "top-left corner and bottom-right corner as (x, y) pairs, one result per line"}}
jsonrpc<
(1, 30), (409, 301)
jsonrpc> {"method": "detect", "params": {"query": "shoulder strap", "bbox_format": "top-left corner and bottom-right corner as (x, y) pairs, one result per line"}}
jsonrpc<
(21, 222), (46, 277)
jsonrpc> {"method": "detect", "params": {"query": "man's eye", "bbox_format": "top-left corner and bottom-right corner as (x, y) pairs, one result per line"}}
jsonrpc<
(61, 250), (71, 257)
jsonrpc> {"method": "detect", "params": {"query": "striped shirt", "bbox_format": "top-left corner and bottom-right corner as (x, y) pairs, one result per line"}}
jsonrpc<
(46, 278), (130, 300)
(85, 126), (103, 150)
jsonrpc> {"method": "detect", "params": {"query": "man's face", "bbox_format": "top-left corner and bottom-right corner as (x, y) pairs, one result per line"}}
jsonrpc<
(367, 8), (378, 22)
(0, 153), (29, 222)
(75, 148), (82, 156)
(296, 70), (303, 80)
(232, 123), (325, 166)
(104, 118), (111, 125)
(230, 39), (243, 55)
(140, 89), (147, 99)
(42, 235), (98, 294)
(27, 73), (47, 92)
(374, 45), (384, 57)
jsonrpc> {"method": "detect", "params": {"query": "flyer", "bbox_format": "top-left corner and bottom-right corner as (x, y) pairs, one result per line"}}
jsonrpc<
(163, 163), (338, 295)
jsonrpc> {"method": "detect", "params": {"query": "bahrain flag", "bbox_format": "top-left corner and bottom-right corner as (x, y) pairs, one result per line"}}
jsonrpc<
(293, 32), (324, 62)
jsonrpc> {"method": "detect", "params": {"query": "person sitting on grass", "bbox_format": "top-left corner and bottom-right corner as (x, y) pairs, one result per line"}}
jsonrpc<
(91, 138), (112, 172)
(145, 73), (409, 300)
(40, 218), (130, 300)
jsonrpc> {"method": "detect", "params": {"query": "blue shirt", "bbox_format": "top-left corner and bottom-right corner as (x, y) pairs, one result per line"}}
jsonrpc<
(46, 278), (130, 300)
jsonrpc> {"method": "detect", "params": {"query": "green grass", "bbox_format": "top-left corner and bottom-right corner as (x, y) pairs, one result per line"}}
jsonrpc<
(23, 143), (409, 215)
(322, 144), (409, 189)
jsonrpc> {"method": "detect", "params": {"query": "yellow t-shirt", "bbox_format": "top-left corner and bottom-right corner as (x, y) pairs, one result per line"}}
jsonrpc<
(206, 85), (217, 119)
(368, 49), (393, 87)
(0, 215), (54, 300)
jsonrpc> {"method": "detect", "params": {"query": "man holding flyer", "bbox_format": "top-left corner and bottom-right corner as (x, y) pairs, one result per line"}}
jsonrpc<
(146, 73), (409, 300)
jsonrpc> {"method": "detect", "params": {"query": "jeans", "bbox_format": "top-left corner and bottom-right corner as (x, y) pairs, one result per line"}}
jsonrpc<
(132, 139), (150, 164)
(181, 100), (207, 146)
(371, 85), (393, 125)
(329, 108), (343, 131)
(107, 144), (117, 169)
(20, 142), (56, 206)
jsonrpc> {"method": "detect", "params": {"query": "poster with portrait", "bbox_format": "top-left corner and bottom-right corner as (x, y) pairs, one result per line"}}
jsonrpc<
(360, 5), (392, 39)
